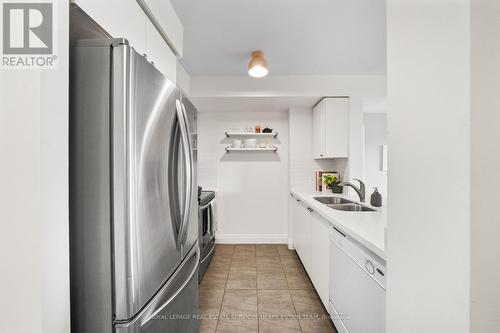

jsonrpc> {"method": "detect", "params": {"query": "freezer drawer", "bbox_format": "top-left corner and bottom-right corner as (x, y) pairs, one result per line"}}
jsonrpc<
(115, 245), (200, 333)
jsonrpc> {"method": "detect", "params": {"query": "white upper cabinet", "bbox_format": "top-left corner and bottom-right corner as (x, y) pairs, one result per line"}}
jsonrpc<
(313, 98), (349, 159)
(145, 19), (177, 83)
(74, 0), (182, 83)
(74, 0), (147, 55)
(138, 0), (184, 57)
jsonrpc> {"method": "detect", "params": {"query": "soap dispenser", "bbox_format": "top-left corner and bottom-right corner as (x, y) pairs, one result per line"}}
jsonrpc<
(370, 187), (382, 207)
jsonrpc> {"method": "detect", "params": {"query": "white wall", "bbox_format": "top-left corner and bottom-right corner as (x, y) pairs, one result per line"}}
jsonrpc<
(197, 110), (289, 243)
(386, 1), (471, 332)
(470, 0), (500, 331)
(364, 113), (387, 201)
(0, 1), (70, 332)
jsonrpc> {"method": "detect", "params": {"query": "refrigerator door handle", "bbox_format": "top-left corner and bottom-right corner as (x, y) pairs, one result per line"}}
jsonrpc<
(168, 106), (182, 248)
(179, 102), (194, 246)
(114, 244), (200, 329)
(139, 246), (199, 328)
(175, 100), (192, 247)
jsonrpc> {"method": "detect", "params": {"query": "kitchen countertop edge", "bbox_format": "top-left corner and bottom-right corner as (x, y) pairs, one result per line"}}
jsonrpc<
(291, 189), (387, 261)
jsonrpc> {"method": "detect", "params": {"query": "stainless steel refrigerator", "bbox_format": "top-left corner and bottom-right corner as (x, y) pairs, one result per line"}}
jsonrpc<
(70, 38), (199, 333)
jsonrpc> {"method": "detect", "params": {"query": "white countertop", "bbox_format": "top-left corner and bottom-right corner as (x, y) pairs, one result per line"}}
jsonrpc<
(291, 189), (387, 260)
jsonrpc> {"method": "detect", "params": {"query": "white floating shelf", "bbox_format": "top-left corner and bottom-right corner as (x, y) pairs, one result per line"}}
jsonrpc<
(225, 147), (278, 153)
(225, 132), (278, 138)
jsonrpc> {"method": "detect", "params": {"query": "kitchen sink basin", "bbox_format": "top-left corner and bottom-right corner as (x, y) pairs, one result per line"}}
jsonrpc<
(327, 203), (376, 212)
(314, 196), (353, 205)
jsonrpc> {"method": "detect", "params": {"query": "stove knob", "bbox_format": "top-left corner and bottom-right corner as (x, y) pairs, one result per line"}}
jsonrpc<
(365, 260), (375, 274)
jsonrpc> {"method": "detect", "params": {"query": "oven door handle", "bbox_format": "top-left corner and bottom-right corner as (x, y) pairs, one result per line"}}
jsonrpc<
(199, 200), (213, 210)
(207, 204), (212, 237)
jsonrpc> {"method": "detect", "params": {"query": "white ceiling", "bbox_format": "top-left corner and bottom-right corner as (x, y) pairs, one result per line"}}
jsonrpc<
(171, 0), (386, 76)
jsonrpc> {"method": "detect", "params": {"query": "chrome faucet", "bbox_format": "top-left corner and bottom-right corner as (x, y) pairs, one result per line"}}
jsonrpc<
(338, 178), (366, 202)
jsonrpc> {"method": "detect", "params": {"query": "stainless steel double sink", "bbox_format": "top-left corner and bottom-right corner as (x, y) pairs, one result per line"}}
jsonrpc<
(313, 196), (376, 212)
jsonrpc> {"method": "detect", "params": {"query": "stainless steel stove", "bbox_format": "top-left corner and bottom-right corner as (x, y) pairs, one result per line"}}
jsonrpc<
(198, 189), (216, 281)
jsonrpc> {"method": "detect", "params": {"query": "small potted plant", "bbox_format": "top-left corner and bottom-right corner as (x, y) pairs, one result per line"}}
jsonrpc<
(323, 174), (343, 194)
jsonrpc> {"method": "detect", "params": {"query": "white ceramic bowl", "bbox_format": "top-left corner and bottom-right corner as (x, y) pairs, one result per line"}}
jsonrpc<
(232, 139), (242, 148)
(244, 139), (257, 148)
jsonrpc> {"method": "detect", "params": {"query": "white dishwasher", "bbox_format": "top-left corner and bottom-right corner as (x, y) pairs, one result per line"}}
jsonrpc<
(329, 227), (386, 333)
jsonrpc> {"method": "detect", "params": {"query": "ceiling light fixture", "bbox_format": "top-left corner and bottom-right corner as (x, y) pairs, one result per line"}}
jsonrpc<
(248, 51), (268, 78)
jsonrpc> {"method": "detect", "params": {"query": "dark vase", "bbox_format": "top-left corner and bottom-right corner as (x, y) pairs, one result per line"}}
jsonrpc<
(331, 181), (343, 194)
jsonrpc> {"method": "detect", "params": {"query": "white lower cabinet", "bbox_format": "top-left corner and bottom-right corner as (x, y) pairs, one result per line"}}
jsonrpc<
(291, 196), (330, 308)
(310, 211), (330, 308)
(292, 198), (311, 272)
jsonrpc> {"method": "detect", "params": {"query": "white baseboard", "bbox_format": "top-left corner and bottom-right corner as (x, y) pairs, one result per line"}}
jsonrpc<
(215, 234), (288, 244)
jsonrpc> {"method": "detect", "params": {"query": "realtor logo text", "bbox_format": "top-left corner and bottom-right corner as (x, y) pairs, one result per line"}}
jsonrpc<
(1, 1), (57, 68)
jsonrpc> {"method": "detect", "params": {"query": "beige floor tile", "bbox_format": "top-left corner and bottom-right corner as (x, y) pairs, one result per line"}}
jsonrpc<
(257, 271), (289, 290)
(256, 256), (283, 273)
(256, 244), (278, 249)
(201, 244), (333, 333)
(229, 266), (257, 275)
(299, 318), (337, 333)
(290, 289), (326, 317)
(276, 244), (289, 251)
(257, 290), (296, 318)
(277, 245), (297, 256)
(232, 252), (256, 260)
(285, 271), (314, 290)
(231, 255), (257, 268)
(256, 244), (279, 257)
(226, 268), (257, 290)
(213, 251), (233, 260)
(220, 290), (258, 319)
(200, 269), (229, 290)
(216, 319), (258, 333)
(200, 319), (218, 333)
(257, 256), (281, 265)
(215, 244), (234, 253)
(280, 256), (304, 272)
(199, 289), (224, 317)
(210, 256), (232, 271)
(233, 244), (256, 253)
(259, 318), (301, 333)
(214, 245), (234, 260)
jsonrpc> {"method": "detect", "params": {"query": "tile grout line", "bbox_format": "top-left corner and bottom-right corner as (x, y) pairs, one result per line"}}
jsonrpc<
(281, 249), (304, 333)
(213, 245), (233, 333)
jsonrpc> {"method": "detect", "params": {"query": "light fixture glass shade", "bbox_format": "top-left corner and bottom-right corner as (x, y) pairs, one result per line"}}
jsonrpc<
(248, 51), (268, 78)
